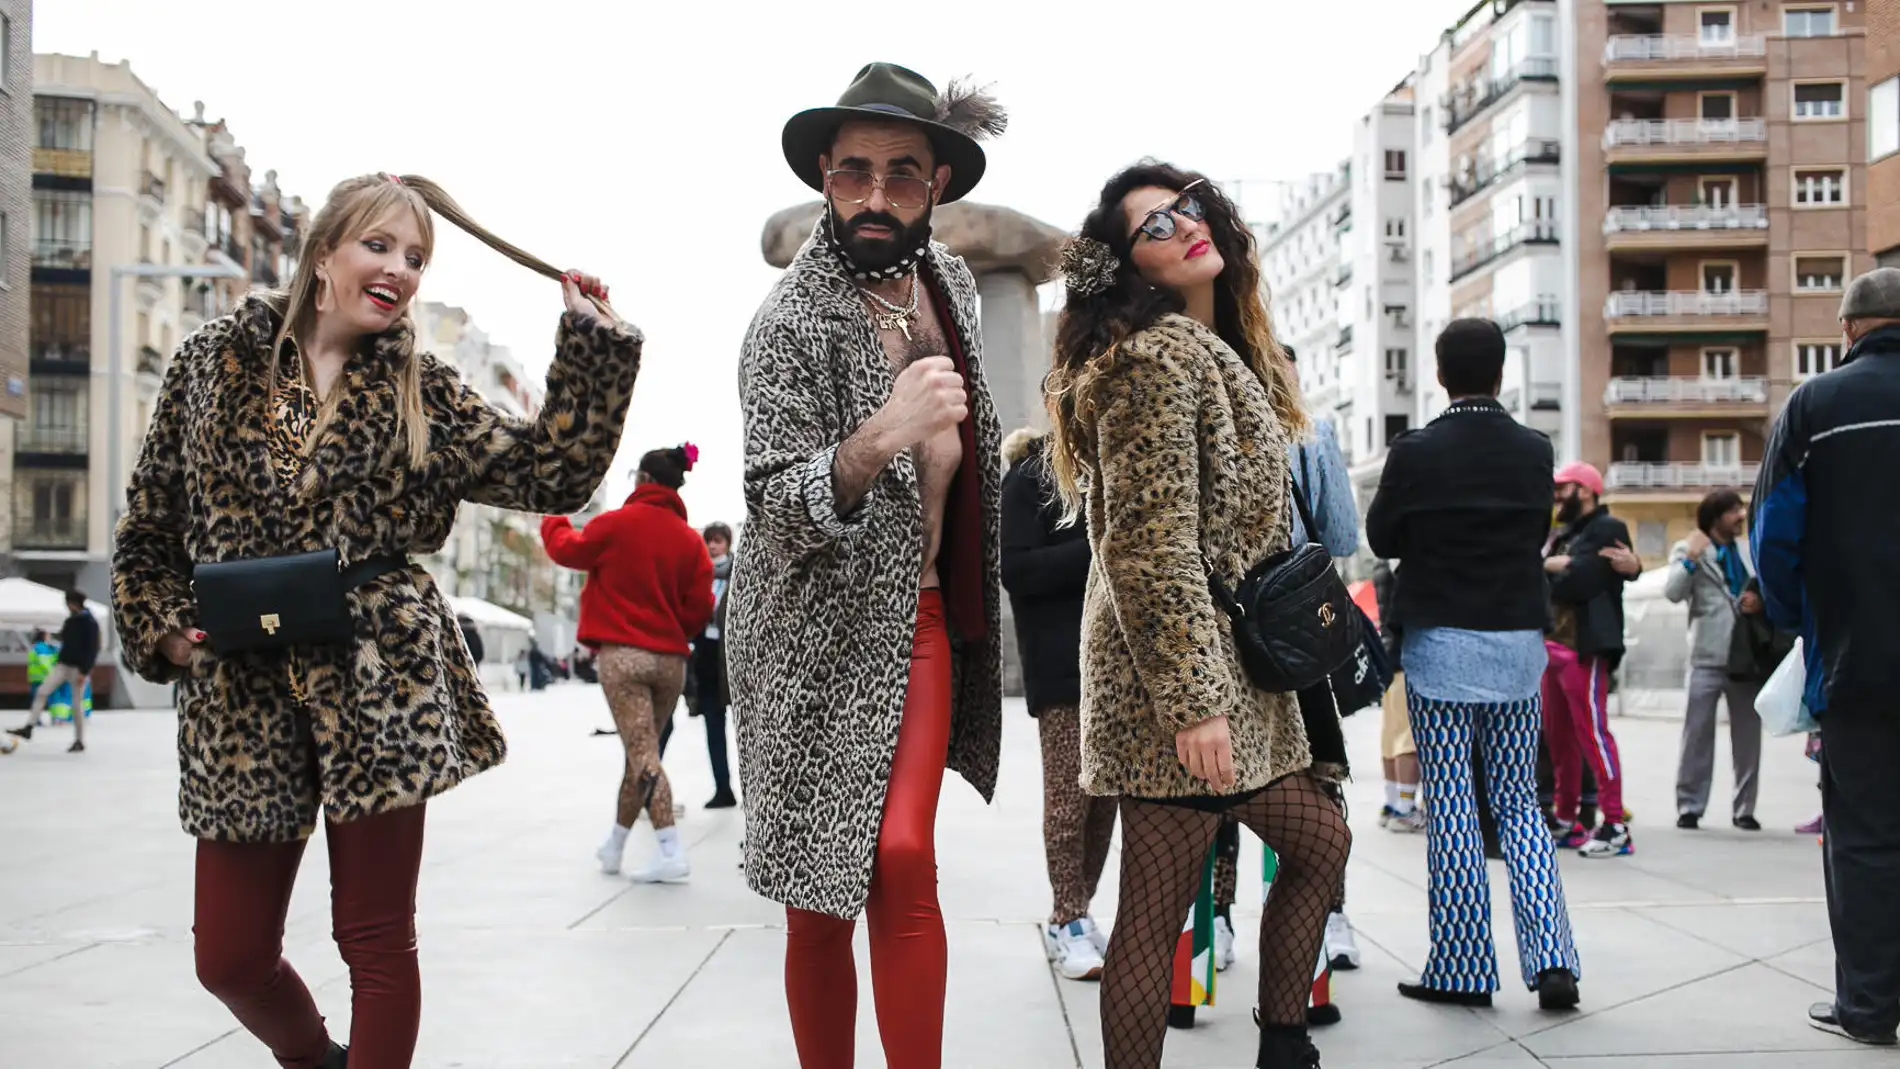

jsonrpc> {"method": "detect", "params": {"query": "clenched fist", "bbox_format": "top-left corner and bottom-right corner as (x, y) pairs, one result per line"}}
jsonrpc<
(876, 356), (967, 451)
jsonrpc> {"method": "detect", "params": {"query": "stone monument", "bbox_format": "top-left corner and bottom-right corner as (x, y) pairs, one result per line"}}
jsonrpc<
(760, 201), (1070, 696)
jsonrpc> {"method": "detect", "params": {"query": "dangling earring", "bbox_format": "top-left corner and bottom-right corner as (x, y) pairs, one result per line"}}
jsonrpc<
(315, 272), (334, 313)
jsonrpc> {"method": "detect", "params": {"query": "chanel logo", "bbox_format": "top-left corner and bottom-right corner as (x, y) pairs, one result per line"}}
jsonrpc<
(1317, 603), (1336, 628)
(260, 613), (281, 635)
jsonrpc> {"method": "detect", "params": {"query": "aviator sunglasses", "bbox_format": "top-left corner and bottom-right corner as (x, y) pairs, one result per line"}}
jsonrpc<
(1131, 178), (1208, 243)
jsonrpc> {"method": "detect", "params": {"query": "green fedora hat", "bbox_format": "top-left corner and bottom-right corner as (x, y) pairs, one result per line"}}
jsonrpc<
(782, 62), (1007, 205)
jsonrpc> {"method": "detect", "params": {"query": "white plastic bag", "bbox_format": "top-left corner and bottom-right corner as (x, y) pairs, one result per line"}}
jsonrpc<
(1758, 636), (1818, 736)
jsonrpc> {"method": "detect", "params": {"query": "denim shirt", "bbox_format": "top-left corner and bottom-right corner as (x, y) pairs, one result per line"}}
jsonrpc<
(1291, 419), (1360, 557)
(1403, 627), (1549, 705)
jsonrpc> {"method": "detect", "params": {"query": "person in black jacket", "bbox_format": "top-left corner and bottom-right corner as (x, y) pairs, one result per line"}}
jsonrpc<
(1752, 267), (1900, 1047)
(1542, 462), (1641, 859)
(1001, 427), (1114, 983)
(10, 590), (101, 753)
(1366, 318), (1581, 1012)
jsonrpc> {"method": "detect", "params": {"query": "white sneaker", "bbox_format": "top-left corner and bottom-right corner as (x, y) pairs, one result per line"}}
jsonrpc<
(1213, 915), (1237, 972)
(627, 851), (691, 884)
(1385, 807), (1428, 834)
(1078, 915), (1110, 956)
(1043, 920), (1106, 981)
(1326, 911), (1361, 971)
(596, 836), (626, 875)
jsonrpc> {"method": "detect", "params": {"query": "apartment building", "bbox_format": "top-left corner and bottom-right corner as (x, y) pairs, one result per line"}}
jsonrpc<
(1414, 0), (1567, 451)
(0, 2), (33, 568)
(18, 54), (221, 596)
(1573, 0), (1869, 558)
(1869, 0), (1900, 261)
(1259, 165), (1349, 442)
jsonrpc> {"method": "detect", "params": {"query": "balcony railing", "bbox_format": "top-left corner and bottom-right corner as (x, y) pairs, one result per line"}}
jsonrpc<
(1450, 222), (1559, 284)
(1497, 298), (1562, 332)
(32, 239), (92, 271)
(15, 424), (88, 454)
(1334, 262), (1353, 288)
(1603, 34), (1767, 64)
(12, 514), (87, 551)
(1605, 290), (1769, 319)
(1603, 204), (1769, 234)
(1605, 376), (1769, 406)
(1449, 138), (1562, 209)
(1608, 462), (1761, 491)
(221, 235), (245, 264)
(1336, 325), (1354, 354)
(1332, 203), (1352, 230)
(1603, 118), (1767, 149)
(139, 170), (166, 203)
(1444, 57), (1560, 136)
(29, 341), (90, 366)
(1529, 382), (1563, 410)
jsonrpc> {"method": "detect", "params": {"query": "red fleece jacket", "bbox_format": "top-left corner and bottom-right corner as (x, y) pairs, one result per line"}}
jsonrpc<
(541, 484), (715, 657)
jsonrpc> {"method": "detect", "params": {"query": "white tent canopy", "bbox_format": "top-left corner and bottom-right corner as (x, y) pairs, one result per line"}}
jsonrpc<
(0, 578), (108, 632)
(448, 596), (533, 632)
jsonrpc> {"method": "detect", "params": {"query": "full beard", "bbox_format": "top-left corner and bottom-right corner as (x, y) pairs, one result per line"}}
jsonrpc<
(829, 203), (934, 279)
(1557, 496), (1585, 525)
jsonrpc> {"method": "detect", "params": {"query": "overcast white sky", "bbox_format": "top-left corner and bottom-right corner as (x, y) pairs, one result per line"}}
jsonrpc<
(39, 0), (1469, 527)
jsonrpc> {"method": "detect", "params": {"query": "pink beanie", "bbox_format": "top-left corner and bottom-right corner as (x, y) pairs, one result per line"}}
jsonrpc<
(1554, 461), (1604, 497)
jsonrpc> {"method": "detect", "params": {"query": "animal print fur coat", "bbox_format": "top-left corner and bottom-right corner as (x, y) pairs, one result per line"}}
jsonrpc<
(1071, 314), (1334, 800)
(728, 222), (1003, 920)
(112, 293), (641, 842)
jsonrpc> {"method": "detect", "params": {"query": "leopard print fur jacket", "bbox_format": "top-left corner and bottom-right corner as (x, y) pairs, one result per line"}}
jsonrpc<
(1072, 314), (1338, 800)
(728, 222), (1003, 920)
(111, 293), (642, 842)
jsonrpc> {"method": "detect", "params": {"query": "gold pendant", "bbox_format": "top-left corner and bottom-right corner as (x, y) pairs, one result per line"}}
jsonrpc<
(875, 310), (912, 342)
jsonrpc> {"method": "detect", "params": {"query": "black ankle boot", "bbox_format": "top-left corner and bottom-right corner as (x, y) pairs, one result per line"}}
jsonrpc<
(1257, 1023), (1320, 1068)
(320, 1041), (347, 1069)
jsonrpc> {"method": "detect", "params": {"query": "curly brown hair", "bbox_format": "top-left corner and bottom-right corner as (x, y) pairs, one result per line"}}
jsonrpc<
(1045, 161), (1304, 520)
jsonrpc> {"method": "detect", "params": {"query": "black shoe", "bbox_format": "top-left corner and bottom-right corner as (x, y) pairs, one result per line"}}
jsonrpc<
(1166, 1004), (1196, 1029)
(705, 789), (738, 809)
(1677, 813), (1701, 830)
(321, 1041), (349, 1068)
(1397, 980), (1492, 1008)
(1808, 1002), (1898, 1046)
(1734, 815), (1762, 832)
(1256, 1023), (1321, 1068)
(66, 740), (84, 754)
(7, 725), (31, 740)
(1535, 967), (1580, 1011)
(1305, 1002), (1341, 1027)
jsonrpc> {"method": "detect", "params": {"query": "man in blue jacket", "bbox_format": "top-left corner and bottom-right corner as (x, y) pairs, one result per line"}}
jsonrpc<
(1752, 267), (1900, 1047)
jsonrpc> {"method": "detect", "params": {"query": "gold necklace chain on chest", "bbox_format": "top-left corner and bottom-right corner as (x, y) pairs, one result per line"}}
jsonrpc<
(859, 276), (920, 342)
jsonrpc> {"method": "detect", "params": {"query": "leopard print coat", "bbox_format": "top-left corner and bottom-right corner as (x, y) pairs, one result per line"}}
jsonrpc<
(728, 221), (1003, 920)
(1072, 314), (1328, 800)
(111, 293), (642, 842)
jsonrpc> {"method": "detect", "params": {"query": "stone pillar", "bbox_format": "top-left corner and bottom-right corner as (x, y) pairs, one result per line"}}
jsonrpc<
(762, 201), (1068, 698)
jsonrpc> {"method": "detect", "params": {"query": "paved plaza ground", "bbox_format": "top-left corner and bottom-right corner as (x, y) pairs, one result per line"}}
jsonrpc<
(0, 686), (1881, 1068)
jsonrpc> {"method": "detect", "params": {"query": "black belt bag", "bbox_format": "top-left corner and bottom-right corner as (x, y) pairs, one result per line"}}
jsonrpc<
(191, 550), (409, 655)
(1207, 474), (1360, 694)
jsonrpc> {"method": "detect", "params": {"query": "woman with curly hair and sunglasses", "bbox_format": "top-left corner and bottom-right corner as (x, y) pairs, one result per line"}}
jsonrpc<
(1045, 162), (1352, 1069)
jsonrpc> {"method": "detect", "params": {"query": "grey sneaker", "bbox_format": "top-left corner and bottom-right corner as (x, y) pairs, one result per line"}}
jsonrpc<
(1808, 1002), (1898, 1046)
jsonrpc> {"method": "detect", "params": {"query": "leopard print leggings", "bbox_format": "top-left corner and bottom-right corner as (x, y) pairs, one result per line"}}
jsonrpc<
(1038, 705), (1118, 925)
(598, 646), (686, 831)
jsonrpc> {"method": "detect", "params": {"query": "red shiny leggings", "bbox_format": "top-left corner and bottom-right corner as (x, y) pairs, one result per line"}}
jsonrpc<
(785, 592), (952, 1069)
(194, 804), (427, 1069)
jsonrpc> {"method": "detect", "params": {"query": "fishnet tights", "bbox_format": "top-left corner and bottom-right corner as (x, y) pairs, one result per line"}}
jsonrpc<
(1101, 773), (1350, 1069)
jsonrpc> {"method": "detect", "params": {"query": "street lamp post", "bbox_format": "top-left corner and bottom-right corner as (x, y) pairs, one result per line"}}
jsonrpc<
(105, 261), (249, 534)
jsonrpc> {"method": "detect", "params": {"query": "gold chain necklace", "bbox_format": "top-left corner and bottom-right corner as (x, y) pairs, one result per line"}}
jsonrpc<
(859, 276), (920, 342)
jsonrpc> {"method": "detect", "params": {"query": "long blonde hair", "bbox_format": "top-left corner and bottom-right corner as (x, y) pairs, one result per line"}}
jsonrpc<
(1045, 162), (1305, 523)
(272, 173), (572, 469)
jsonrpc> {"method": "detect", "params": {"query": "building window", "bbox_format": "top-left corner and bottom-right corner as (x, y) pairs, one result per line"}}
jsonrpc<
(1384, 150), (1407, 180)
(1385, 218), (1406, 239)
(1793, 82), (1847, 120)
(0, 16), (11, 90)
(1783, 5), (1837, 37)
(1794, 255), (1847, 293)
(1423, 249), (1435, 283)
(1701, 92), (1736, 121)
(1702, 432), (1741, 468)
(1385, 348), (1408, 379)
(1794, 168), (1847, 207)
(1384, 415), (1410, 444)
(1701, 261), (1738, 293)
(1701, 176), (1738, 209)
(34, 98), (94, 151)
(1420, 106), (1433, 141)
(1702, 348), (1738, 379)
(1872, 76), (1900, 161)
(1700, 8), (1736, 44)
(1795, 340), (1842, 379)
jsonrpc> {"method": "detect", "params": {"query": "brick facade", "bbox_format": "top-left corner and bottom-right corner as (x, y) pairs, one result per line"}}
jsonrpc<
(0, 0), (32, 424)
(1870, 0), (1900, 257)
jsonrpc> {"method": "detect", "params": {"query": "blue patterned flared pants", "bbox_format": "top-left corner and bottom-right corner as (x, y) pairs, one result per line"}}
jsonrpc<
(1409, 687), (1582, 991)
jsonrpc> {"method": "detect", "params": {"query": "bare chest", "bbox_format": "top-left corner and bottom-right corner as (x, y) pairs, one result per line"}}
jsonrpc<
(866, 293), (961, 487)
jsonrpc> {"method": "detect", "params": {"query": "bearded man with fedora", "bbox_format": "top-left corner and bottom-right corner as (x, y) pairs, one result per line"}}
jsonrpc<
(725, 62), (1007, 1068)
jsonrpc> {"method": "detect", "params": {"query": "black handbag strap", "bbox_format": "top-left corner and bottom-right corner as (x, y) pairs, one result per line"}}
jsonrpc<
(342, 554), (410, 592)
(1205, 455), (1327, 622)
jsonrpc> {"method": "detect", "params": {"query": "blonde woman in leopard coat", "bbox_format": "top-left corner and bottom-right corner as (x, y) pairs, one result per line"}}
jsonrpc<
(111, 173), (642, 1069)
(1046, 163), (1351, 1069)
